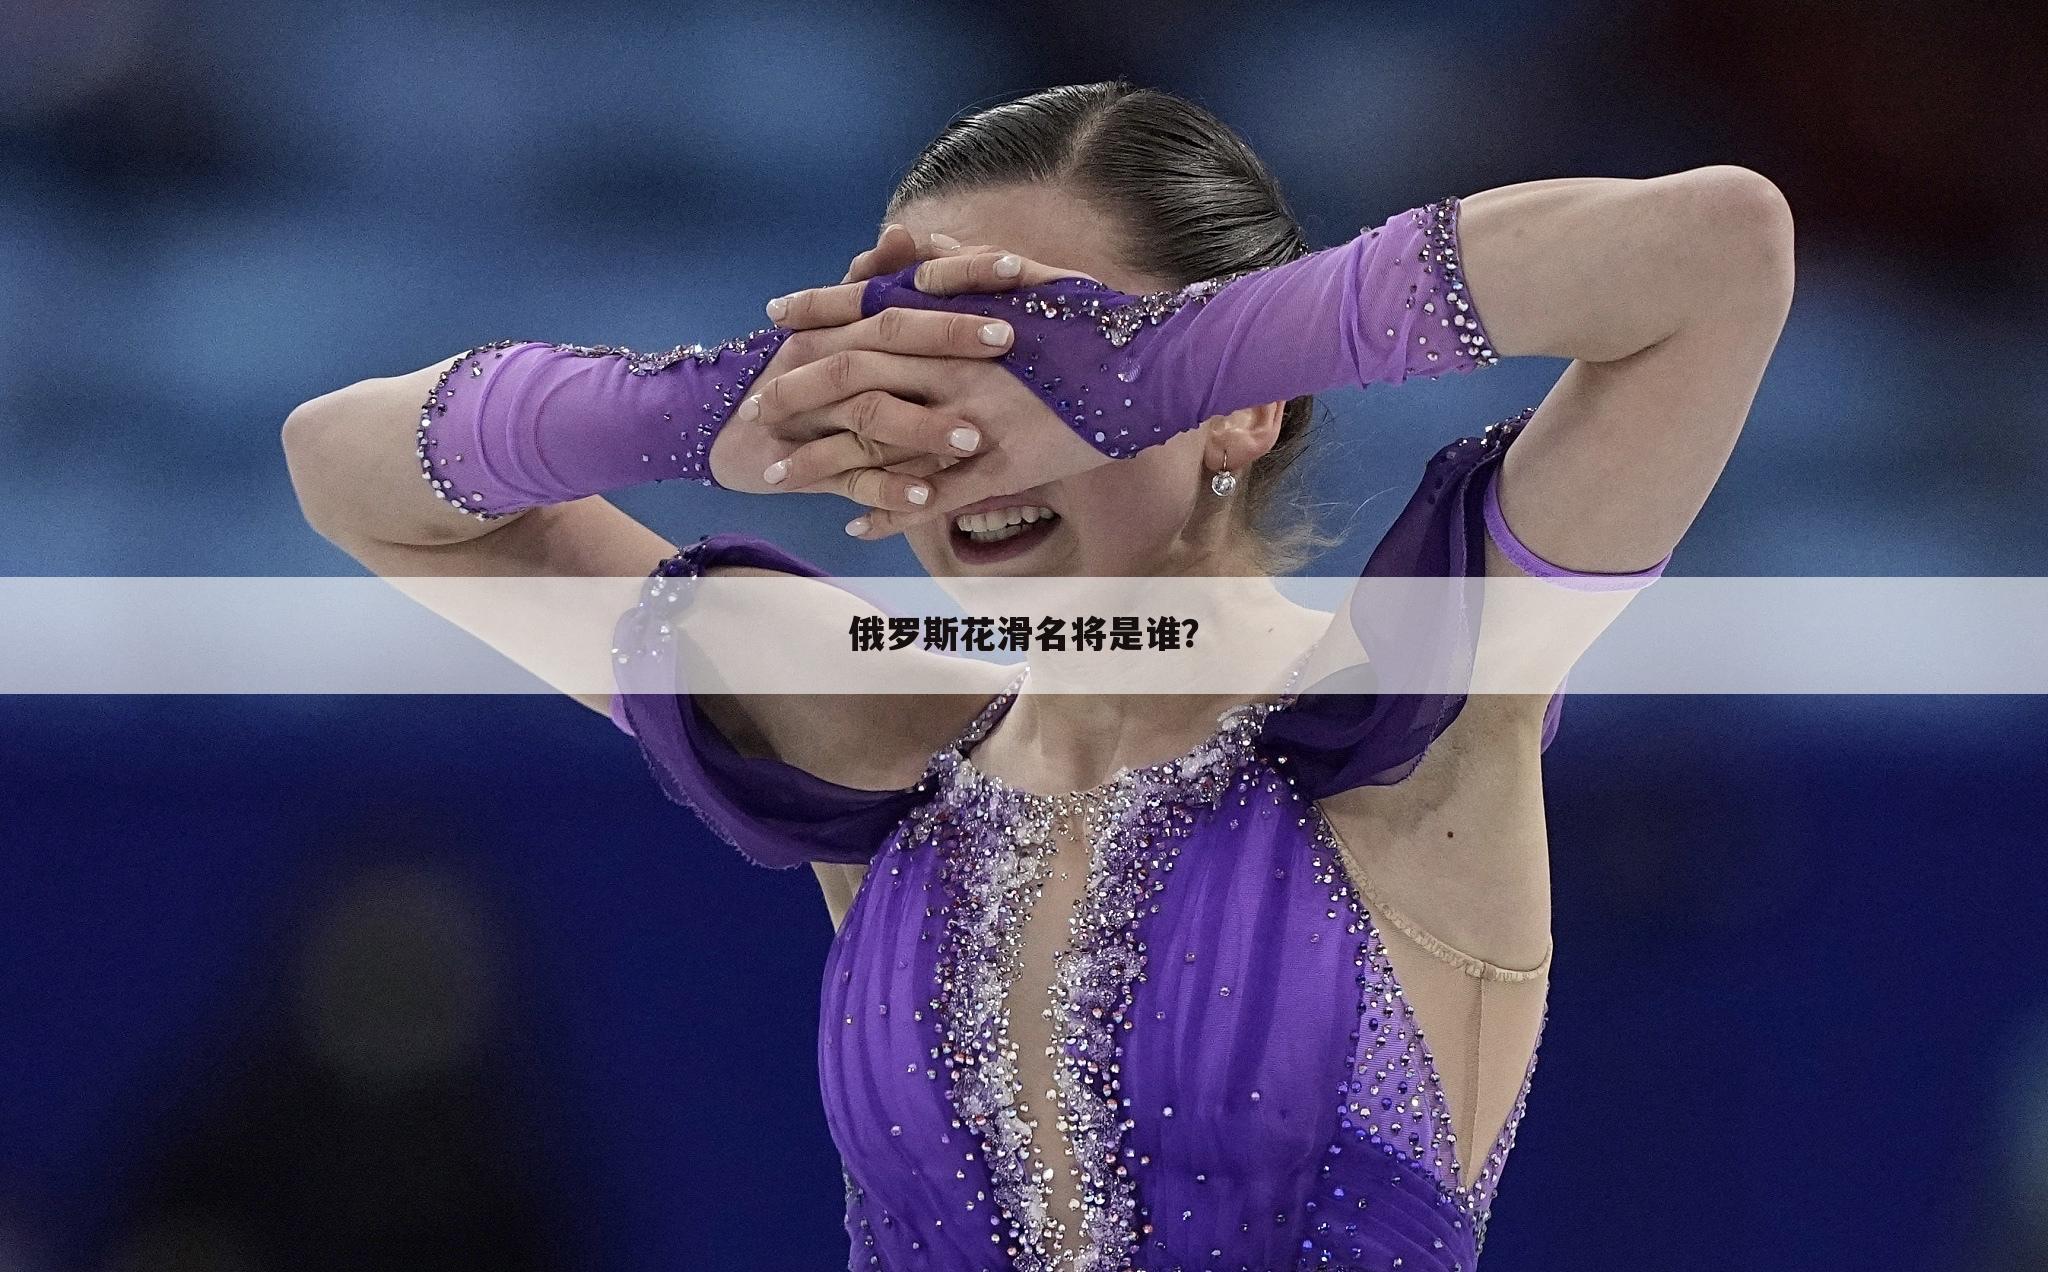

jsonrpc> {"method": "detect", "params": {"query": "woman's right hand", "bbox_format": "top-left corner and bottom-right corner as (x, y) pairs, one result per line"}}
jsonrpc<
(707, 259), (1014, 511)
(749, 230), (1119, 540)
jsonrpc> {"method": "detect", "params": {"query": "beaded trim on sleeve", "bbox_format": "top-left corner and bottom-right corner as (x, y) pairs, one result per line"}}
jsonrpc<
(1091, 268), (1261, 349)
(927, 268), (1261, 357)
(1414, 196), (1500, 369)
(548, 330), (771, 374)
(415, 341), (522, 521)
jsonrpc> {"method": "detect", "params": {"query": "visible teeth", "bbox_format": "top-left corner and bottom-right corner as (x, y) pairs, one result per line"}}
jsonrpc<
(954, 505), (1057, 537)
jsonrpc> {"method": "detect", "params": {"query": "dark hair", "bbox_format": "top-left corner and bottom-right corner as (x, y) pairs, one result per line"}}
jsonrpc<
(885, 81), (1335, 573)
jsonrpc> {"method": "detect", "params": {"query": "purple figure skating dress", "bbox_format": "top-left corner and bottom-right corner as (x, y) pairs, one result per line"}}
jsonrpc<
(609, 409), (1664, 1271)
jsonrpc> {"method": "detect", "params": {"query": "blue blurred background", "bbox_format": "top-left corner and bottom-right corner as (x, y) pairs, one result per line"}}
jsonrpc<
(3, 1), (2046, 1268)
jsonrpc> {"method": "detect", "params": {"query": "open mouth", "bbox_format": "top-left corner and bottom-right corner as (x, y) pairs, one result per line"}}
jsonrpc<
(949, 504), (1061, 564)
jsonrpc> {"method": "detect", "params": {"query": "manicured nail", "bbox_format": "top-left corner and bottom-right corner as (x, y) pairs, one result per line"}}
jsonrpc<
(978, 321), (1011, 346)
(739, 394), (761, 422)
(762, 459), (789, 485)
(929, 232), (960, 250)
(948, 426), (980, 453)
(845, 516), (871, 536)
(994, 254), (1022, 278)
(906, 484), (929, 506)
(912, 265), (930, 291)
(765, 296), (789, 321)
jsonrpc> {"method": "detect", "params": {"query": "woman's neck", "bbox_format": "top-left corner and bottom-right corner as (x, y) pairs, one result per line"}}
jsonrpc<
(978, 575), (1329, 793)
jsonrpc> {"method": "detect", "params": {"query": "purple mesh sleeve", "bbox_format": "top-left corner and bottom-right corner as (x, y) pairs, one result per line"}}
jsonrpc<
(415, 329), (791, 519)
(857, 198), (1498, 459)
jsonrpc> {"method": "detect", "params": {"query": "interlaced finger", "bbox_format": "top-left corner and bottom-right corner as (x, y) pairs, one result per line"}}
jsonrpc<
(814, 457), (942, 514)
(744, 348), (961, 436)
(767, 278), (867, 329)
(770, 419), (978, 493)
(809, 307), (1013, 361)
(842, 458), (1025, 540)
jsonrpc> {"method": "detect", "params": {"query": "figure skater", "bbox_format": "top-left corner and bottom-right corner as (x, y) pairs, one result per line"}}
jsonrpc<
(283, 81), (1792, 1270)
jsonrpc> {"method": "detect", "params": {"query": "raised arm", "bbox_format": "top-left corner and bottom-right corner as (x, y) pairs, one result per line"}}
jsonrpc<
(286, 309), (1024, 921)
(282, 311), (1003, 718)
(769, 169), (1790, 563)
(282, 355), (679, 718)
(1455, 167), (1796, 574)
(777, 170), (1792, 692)
(281, 305), (1022, 924)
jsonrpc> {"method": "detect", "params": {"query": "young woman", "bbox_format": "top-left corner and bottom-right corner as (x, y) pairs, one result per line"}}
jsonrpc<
(284, 82), (1792, 1271)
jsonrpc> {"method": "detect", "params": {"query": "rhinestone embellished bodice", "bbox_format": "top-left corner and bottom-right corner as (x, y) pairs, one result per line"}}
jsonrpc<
(817, 687), (1542, 1272)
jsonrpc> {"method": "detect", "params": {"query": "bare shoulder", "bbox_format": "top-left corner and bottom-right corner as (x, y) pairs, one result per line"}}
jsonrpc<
(695, 644), (1018, 792)
(1315, 693), (1555, 970)
(665, 555), (1022, 792)
(791, 661), (1017, 934)
(771, 673), (1020, 790)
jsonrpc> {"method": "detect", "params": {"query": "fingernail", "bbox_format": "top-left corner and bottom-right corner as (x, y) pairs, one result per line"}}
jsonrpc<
(928, 232), (960, 250)
(948, 426), (980, 453)
(765, 296), (789, 321)
(994, 254), (1022, 278)
(739, 394), (761, 422)
(912, 265), (929, 291)
(906, 485), (929, 506)
(845, 516), (871, 536)
(763, 459), (788, 485)
(978, 321), (1011, 346)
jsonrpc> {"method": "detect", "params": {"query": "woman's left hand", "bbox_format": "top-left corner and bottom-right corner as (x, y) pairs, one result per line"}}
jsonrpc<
(790, 225), (1261, 478)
